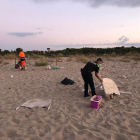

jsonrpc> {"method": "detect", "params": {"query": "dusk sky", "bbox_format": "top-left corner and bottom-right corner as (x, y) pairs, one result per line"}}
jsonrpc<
(0, 0), (140, 51)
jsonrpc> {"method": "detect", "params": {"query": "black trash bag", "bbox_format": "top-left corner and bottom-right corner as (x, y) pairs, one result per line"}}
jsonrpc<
(15, 64), (20, 69)
(61, 77), (75, 85)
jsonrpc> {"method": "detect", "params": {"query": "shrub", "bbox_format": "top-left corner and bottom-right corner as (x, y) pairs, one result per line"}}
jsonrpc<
(125, 52), (132, 56)
(58, 53), (64, 57)
(80, 57), (89, 63)
(111, 52), (116, 57)
(88, 53), (96, 58)
(103, 53), (108, 57)
(50, 54), (56, 58)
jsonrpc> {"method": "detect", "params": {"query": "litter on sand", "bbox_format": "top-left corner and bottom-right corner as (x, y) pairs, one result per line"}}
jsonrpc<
(53, 66), (59, 69)
(123, 75), (127, 79)
(11, 75), (13, 78)
(119, 91), (132, 94)
(82, 89), (90, 93)
(46, 65), (51, 70)
(61, 77), (75, 85)
(120, 81), (125, 84)
(77, 85), (81, 88)
(16, 99), (52, 110)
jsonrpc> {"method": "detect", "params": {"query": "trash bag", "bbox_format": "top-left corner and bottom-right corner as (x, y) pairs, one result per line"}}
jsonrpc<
(61, 77), (75, 85)
(15, 64), (20, 69)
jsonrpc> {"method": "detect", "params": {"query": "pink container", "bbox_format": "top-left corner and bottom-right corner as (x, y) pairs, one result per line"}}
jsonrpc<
(91, 95), (102, 109)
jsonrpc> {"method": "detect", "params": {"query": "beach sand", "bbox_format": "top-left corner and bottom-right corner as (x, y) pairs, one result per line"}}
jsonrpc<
(0, 57), (140, 140)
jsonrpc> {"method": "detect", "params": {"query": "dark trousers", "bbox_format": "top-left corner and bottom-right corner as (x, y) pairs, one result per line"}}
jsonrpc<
(81, 69), (96, 96)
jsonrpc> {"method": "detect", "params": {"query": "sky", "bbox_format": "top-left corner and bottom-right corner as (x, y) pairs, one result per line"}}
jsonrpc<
(0, 0), (140, 51)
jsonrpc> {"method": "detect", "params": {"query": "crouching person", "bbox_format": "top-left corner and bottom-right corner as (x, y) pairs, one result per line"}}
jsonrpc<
(19, 49), (26, 71)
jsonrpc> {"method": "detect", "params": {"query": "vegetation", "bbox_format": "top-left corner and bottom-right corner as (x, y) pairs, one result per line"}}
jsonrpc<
(120, 58), (130, 62)
(4, 54), (16, 59)
(0, 46), (140, 60)
(35, 61), (48, 66)
(30, 54), (44, 59)
(75, 55), (89, 63)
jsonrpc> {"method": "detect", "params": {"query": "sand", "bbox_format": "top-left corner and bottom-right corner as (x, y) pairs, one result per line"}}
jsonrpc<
(0, 57), (140, 140)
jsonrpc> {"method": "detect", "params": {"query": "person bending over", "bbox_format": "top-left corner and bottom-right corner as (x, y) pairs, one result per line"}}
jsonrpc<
(81, 58), (103, 97)
(19, 49), (26, 70)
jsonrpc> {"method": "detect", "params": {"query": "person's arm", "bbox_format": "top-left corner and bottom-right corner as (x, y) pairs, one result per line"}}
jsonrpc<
(95, 72), (103, 83)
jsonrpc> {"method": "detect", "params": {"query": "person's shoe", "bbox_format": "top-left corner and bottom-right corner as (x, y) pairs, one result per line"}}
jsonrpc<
(84, 94), (90, 97)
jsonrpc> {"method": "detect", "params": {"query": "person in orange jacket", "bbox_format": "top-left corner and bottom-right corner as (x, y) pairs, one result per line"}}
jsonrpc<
(19, 49), (26, 70)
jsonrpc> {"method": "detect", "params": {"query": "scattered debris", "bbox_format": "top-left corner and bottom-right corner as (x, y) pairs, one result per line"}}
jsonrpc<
(120, 81), (125, 84)
(77, 85), (81, 88)
(123, 75), (127, 79)
(120, 91), (132, 94)
(46, 65), (51, 70)
(53, 66), (58, 69)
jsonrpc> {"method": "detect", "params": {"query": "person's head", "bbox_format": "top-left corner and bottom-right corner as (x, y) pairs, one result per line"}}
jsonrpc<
(20, 48), (23, 52)
(96, 58), (103, 64)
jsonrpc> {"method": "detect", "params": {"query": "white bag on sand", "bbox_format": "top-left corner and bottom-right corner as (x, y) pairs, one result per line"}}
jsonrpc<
(46, 65), (51, 69)
(16, 99), (52, 110)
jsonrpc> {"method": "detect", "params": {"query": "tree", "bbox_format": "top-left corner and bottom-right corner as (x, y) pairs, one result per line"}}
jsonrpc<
(3, 50), (10, 55)
(16, 48), (22, 54)
(47, 48), (50, 53)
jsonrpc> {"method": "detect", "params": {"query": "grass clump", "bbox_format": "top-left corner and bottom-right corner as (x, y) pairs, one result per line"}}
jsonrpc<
(103, 53), (109, 57)
(50, 54), (56, 58)
(75, 55), (89, 63)
(125, 52), (133, 56)
(4, 54), (16, 59)
(88, 53), (96, 58)
(58, 53), (64, 57)
(80, 57), (89, 63)
(30, 54), (44, 59)
(67, 55), (74, 61)
(35, 61), (48, 66)
(120, 58), (130, 62)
